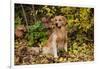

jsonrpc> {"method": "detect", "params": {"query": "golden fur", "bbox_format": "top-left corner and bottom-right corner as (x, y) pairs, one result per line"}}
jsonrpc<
(42, 15), (68, 58)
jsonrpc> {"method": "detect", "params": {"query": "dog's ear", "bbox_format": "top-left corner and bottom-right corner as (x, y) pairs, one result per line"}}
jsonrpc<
(51, 18), (54, 22)
(51, 17), (56, 23)
(62, 16), (67, 25)
(50, 18), (56, 28)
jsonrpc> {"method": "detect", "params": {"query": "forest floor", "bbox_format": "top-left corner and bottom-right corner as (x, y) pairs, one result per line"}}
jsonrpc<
(14, 39), (94, 65)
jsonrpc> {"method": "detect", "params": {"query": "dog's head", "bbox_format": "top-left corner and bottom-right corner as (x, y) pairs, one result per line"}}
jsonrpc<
(53, 16), (67, 28)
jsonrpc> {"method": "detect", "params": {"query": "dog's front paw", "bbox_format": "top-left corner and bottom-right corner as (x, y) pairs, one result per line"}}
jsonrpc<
(64, 46), (67, 52)
(54, 55), (58, 58)
(65, 49), (67, 52)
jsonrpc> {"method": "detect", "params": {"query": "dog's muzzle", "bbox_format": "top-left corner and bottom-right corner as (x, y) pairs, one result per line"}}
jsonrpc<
(55, 23), (61, 28)
(56, 23), (58, 27)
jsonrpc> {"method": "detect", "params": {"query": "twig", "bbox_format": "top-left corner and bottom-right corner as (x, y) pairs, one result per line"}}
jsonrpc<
(32, 5), (36, 23)
(20, 4), (29, 32)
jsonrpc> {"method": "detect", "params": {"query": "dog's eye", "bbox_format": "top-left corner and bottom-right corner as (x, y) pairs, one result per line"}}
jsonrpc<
(59, 19), (62, 21)
(55, 19), (57, 21)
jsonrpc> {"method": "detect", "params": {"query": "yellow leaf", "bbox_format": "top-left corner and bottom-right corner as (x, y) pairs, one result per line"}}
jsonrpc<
(59, 57), (63, 62)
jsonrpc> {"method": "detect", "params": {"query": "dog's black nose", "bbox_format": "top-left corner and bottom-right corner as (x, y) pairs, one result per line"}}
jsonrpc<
(56, 23), (58, 26)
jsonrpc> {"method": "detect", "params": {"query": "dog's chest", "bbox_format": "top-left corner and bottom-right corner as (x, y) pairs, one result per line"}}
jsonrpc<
(55, 30), (65, 42)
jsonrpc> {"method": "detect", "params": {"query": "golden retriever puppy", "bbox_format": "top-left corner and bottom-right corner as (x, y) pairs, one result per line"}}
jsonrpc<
(42, 15), (68, 58)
